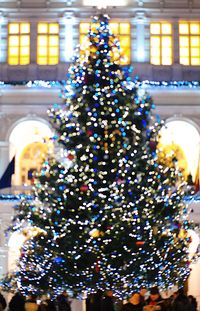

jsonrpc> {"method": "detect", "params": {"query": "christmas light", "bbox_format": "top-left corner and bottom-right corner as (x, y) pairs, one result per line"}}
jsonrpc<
(1, 14), (196, 300)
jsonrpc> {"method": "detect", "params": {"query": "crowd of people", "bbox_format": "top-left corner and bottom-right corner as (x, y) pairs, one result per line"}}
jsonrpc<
(0, 290), (71, 311)
(86, 287), (198, 311)
(0, 286), (198, 311)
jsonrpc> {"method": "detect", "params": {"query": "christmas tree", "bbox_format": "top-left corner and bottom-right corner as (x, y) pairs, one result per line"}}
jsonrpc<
(2, 14), (192, 298)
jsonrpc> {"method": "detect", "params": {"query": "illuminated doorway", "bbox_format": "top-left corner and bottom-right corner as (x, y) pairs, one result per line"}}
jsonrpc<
(9, 120), (52, 187)
(159, 120), (200, 182)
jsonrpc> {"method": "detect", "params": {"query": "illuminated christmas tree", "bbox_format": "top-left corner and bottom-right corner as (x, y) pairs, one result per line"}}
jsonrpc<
(2, 14), (192, 298)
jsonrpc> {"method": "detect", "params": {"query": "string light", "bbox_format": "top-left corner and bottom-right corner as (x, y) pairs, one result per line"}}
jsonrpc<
(0, 14), (196, 300)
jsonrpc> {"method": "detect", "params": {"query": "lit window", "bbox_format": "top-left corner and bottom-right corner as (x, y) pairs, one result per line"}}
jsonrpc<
(79, 21), (131, 65)
(37, 23), (59, 65)
(179, 21), (200, 65)
(8, 23), (30, 65)
(150, 22), (172, 65)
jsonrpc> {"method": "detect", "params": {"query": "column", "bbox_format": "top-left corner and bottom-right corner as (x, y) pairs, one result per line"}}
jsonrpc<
(0, 141), (10, 179)
(132, 12), (147, 63)
(60, 12), (77, 62)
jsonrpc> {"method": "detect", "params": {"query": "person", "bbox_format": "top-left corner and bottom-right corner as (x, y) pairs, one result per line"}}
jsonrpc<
(39, 295), (56, 311)
(9, 291), (25, 311)
(188, 295), (197, 311)
(0, 292), (6, 311)
(143, 287), (165, 311)
(139, 287), (148, 307)
(101, 290), (115, 311)
(122, 292), (143, 311)
(56, 291), (71, 311)
(171, 288), (193, 311)
(86, 290), (103, 311)
(25, 293), (39, 311)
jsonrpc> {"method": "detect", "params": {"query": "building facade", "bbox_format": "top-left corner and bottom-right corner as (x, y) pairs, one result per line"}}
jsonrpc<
(0, 0), (200, 308)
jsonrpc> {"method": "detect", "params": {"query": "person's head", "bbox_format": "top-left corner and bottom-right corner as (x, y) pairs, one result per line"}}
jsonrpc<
(62, 290), (68, 297)
(28, 293), (37, 301)
(150, 287), (160, 301)
(140, 287), (147, 297)
(106, 290), (113, 297)
(129, 293), (141, 305)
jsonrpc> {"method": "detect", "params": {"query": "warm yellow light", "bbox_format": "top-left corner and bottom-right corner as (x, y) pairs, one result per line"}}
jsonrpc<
(49, 47), (58, 57)
(151, 47), (160, 58)
(150, 22), (172, 65)
(21, 47), (29, 56)
(180, 57), (189, 65)
(120, 36), (130, 47)
(151, 57), (160, 65)
(89, 228), (104, 238)
(161, 23), (172, 34)
(191, 36), (200, 46)
(191, 58), (200, 65)
(120, 23), (130, 34)
(9, 23), (19, 34)
(20, 35), (30, 46)
(37, 57), (48, 65)
(8, 23), (30, 65)
(49, 23), (59, 34)
(162, 57), (171, 65)
(38, 35), (48, 46)
(110, 23), (119, 34)
(37, 23), (59, 65)
(79, 21), (131, 65)
(9, 36), (19, 46)
(8, 57), (18, 65)
(179, 23), (189, 34)
(162, 36), (172, 47)
(191, 48), (200, 57)
(49, 57), (58, 65)
(190, 23), (200, 34)
(180, 48), (189, 57)
(151, 36), (160, 47)
(9, 47), (18, 56)
(20, 23), (30, 34)
(180, 36), (189, 47)
(38, 23), (48, 33)
(80, 23), (90, 34)
(179, 22), (200, 65)
(150, 23), (160, 35)
(49, 36), (59, 46)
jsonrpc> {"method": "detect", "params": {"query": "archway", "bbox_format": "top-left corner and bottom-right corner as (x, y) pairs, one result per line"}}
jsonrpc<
(9, 119), (53, 187)
(158, 120), (200, 182)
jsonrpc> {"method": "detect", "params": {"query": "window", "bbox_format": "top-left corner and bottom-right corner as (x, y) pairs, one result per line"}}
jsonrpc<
(8, 23), (30, 65)
(80, 21), (131, 65)
(37, 23), (59, 65)
(179, 21), (200, 65)
(150, 22), (172, 65)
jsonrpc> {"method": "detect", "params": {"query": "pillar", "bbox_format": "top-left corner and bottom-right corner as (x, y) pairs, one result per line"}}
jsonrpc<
(0, 141), (10, 179)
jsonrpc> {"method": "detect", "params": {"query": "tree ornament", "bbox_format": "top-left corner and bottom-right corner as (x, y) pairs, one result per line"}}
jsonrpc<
(95, 260), (100, 273)
(136, 241), (145, 246)
(80, 185), (89, 192)
(67, 153), (75, 161)
(89, 228), (104, 238)
(87, 130), (93, 136)
(149, 140), (157, 151)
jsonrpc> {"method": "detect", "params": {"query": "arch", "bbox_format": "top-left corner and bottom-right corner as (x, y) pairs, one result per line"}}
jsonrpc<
(159, 118), (200, 181)
(8, 118), (53, 186)
(6, 115), (51, 142)
(165, 116), (200, 134)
